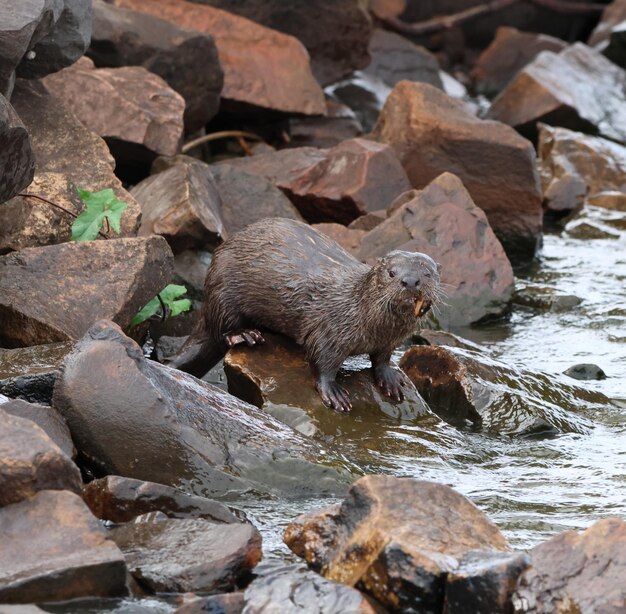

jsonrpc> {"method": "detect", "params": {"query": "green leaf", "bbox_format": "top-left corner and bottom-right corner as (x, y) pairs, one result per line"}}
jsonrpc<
(71, 188), (128, 241)
(129, 284), (192, 329)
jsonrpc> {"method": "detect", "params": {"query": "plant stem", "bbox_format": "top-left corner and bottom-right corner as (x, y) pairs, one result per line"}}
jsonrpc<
(181, 130), (264, 154)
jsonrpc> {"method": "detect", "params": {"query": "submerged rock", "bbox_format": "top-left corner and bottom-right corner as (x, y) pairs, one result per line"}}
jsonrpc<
(512, 281), (582, 312)
(563, 363), (607, 381)
(175, 592), (244, 613)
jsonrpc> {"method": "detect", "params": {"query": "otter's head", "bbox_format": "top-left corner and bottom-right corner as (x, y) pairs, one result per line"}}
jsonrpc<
(373, 250), (441, 318)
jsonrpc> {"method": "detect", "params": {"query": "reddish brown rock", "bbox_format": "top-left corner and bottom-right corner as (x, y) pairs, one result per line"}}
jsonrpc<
(132, 159), (224, 252)
(487, 43), (626, 145)
(175, 592), (244, 614)
(312, 223), (365, 255)
(588, 190), (626, 211)
(43, 57), (184, 158)
(371, 81), (542, 264)
(0, 409), (81, 507)
(514, 518), (626, 614)
(359, 173), (515, 327)
(0, 236), (174, 347)
(0, 490), (127, 603)
(90, 0), (223, 132)
(369, 0), (406, 19)
(471, 27), (566, 97)
(284, 475), (510, 613)
(538, 123), (626, 212)
(588, 0), (626, 48)
(223, 138), (411, 224)
(348, 210), (386, 231)
(110, 0), (325, 116)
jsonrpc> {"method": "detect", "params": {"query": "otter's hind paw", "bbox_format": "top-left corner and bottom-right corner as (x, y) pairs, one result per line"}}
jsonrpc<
(315, 378), (352, 413)
(375, 365), (409, 402)
(224, 329), (265, 348)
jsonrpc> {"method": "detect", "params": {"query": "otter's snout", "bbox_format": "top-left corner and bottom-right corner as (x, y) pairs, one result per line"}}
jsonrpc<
(401, 276), (422, 291)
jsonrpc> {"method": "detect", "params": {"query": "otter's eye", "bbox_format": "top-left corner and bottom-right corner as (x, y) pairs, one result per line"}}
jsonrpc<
(425, 272), (432, 279)
(388, 270), (396, 278)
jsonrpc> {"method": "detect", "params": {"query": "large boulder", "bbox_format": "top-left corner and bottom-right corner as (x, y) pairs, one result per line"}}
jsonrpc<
(110, 0), (325, 116)
(0, 490), (127, 603)
(359, 173), (515, 327)
(0, 236), (174, 346)
(371, 81), (542, 265)
(487, 43), (626, 145)
(90, 0), (223, 132)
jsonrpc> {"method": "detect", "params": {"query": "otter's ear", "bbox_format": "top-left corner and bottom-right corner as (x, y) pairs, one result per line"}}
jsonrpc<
(436, 262), (442, 274)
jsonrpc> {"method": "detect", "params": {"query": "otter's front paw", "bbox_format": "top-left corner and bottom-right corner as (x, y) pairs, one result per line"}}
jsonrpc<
(315, 378), (352, 413)
(224, 329), (265, 348)
(375, 365), (410, 402)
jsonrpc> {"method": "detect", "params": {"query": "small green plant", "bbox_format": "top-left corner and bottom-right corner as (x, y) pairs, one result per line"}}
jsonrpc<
(130, 284), (192, 328)
(71, 188), (128, 241)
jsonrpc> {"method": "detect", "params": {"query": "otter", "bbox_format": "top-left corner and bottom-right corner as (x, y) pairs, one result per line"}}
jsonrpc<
(170, 218), (441, 412)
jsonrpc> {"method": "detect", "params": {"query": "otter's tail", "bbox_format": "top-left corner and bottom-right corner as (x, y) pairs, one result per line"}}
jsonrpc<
(166, 336), (224, 378)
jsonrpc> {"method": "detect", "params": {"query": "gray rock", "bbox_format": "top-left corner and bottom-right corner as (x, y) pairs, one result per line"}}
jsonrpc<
(563, 363), (607, 381)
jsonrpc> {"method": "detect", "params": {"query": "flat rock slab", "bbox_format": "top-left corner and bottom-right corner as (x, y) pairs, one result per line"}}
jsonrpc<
(0, 409), (81, 507)
(43, 57), (185, 158)
(285, 475), (510, 613)
(110, 518), (261, 593)
(52, 320), (349, 499)
(0, 490), (126, 603)
(90, 0), (223, 132)
(487, 43), (626, 145)
(83, 475), (242, 524)
(0, 236), (174, 346)
(359, 173), (514, 327)
(0, 93), (35, 203)
(110, 0), (325, 116)
(514, 518), (626, 614)
(371, 81), (542, 265)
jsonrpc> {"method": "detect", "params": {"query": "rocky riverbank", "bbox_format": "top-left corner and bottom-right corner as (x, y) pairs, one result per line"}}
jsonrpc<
(1, 0), (625, 612)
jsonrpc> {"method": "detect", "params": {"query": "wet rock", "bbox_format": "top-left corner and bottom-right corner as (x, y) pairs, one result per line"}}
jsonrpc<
(472, 27), (566, 97)
(565, 218), (621, 240)
(16, 0), (92, 80)
(190, 0), (371, 87)
(173, 249), (212, 294)
(0, 398), (74, 458)
(0, 94), (35, 203)
(52, 320), (349, 499)
(588, 0), (626, 49)
(222, 138), (411, 225)
(109, 517), (261, 593)
(602, 19), (626, 69)
(111, 0), (325, 116)
(372, 81), (542, 265)
(224, 333), (434, 438)
(90, 0), (223, 132)
(487, 43), (626, 145)
(588, 190), (626, 211)
(513, 281), (582, 312)
(285, 475), (510, 613)
(513, 518), (626, 614)
(359, 173), (515, 327)
(0, 236), (174, 346)
(43, 57), (185, 161)
(563, 363), (607, 381)
(0, 80), (141, 250)
(242, 564), (379, 614)
(132, 160), (224, 253)
(0, 490), (127, 603)
(83, 475), (242, 524)
(312, 223), (365, 256)
(538, 124), (626, 213)
(153, 334), (188, 364)
(0, 606), (48, 613)
(0, 409), (81, 506)
(0, 342), (72, 404)
(365, 28), (442, 91)
(400, 345), (599, 436)
(175, 592), (244, 614)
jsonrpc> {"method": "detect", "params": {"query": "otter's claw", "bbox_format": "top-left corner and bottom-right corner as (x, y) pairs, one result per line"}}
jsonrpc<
(315, 378), (352, 413)
(375, 365), (409, 402)
(224, 329), (265, 348)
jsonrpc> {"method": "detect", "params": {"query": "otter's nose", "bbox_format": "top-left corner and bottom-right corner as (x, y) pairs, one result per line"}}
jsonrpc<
(401, 277), (421, 289)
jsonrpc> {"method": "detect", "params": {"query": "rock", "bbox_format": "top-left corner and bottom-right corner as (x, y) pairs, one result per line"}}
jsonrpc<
(513, 518), (626, 614)
(348, 210), (386, 232)
(588, 190), (626, 211)
(0, 93), (35, 204)
(369, 0), (406, 19)
(189, 0), (372, 87)
(52, 320), (349, 499)
(400, 345), (601, 436)
(110, 0), (325, 116)
(0, 236), (174, 346)
(472, 27), (566, 97)
(364, 28), (443, 90)
(43, 57), (185, 161)
(89, 0), (223, 132)
(601, 19), (626, 70)
(487, 43), (626, 145)
(173, 249), (212, 294)
(0, 342), (72, 404)
(175, 592), (244, 614)
(512, 282), (582, 312)
(83, 475), (242, 523)
(312, 223), (365, 255)
(109, 517), (261, 593)
(16, 0), (92, 80)
(565, 218), (621, 240)
(132, 160), (224, 253)
(222, 138), (411, 225)
(563, 363), (607, 381)
(242, 564), (379, 614)
(0, 80), (141, 250)
(0, 490), (127, 603)
(0, 398), (74, 458)
(588, 0), (626, 48)
(359, 173), (515, 327)
(0, 409), (81, 507)
(371, 81), (542, 265)
(284, 475), (510, 613)
(538, 124), (626, 213)
(0, 605), (48, 613)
